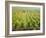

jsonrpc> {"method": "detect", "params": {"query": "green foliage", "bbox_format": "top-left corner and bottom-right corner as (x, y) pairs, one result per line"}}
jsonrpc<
(12, 7), (40, 31)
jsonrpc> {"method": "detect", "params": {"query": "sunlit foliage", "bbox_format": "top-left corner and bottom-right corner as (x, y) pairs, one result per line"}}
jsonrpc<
(12, 7), (40, 31)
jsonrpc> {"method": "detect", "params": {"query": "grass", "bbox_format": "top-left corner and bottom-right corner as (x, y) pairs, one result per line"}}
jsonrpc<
(12, 7), (40, 31)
